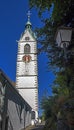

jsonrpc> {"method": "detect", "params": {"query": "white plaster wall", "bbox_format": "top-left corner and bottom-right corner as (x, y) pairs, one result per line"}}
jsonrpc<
(18, 89), (38, 111)
(16, 61), (37, 76)
(16, 76), (38, 88)
(16, 29), (38, 121)
(5, 84), (32, 130)
(8, 100), (22, 130)
(25, 111), (31, 127)
(7, 99), (32, 130)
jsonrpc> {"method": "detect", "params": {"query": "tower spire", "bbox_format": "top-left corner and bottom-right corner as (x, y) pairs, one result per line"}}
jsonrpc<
(26, 11), (32, 29)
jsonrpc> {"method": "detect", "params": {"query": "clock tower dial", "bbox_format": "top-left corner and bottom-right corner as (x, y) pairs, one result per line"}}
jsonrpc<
(16, 11), (38, 123)
(22, 55), (31, 63)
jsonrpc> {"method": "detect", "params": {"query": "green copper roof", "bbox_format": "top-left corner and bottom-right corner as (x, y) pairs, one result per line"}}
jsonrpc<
(25, 11), (37, 40)
(19, 11), (37, 40)
(25, 21), (32, 29)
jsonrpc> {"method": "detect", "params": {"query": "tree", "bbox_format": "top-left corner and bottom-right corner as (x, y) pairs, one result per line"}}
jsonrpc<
(29, 0), (74, 129)
(29, 0), (74, 88)
(29, 0), (73, 70)
(41, 95), (57, 129)
(29, 0), (73, 26)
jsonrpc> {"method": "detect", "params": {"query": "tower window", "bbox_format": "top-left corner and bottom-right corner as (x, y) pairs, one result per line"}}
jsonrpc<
(24, 44), (30, 53)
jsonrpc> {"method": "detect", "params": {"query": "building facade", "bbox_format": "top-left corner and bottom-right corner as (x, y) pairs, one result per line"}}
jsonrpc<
(16, 13), (38, 122)
(0, 69), (32, 130)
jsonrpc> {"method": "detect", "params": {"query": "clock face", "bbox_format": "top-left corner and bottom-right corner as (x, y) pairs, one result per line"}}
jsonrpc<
(22, 55), (31, 62)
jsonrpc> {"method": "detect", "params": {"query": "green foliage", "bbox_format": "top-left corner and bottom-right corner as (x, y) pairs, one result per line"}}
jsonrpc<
(41, 96), (52, 119)
(29, 0), (73, 71)
(29, 0), (74, 129)
(43, 117), (57, 130)
(29, 0), (73, 74)
(29, 0), (72, 25)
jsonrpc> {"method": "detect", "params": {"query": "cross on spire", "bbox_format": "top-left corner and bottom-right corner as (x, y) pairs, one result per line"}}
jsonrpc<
(26, 10), (32, 29)
(27, 11), (31, 22)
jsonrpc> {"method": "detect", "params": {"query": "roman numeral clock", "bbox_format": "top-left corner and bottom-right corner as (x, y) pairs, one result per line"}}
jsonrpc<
(16, 12), (38, 122)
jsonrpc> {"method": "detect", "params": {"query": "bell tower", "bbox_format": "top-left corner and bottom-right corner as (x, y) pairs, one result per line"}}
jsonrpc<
(16, 11), (38, 121)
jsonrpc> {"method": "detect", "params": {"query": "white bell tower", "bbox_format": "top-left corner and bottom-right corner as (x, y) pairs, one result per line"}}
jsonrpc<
(16, 12), (38, 121)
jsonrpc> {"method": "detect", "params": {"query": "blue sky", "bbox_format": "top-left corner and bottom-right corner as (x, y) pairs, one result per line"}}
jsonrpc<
(0, 0), (54, 115)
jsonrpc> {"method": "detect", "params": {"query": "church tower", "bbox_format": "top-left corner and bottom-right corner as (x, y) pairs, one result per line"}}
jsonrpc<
(16, 12), (38, 121)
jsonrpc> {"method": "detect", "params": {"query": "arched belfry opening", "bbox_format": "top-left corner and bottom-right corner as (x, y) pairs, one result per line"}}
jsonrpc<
(24, 44), (30, 54)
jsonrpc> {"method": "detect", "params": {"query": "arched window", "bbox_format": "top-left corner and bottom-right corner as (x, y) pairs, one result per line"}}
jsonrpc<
(24, 44), (30, 53)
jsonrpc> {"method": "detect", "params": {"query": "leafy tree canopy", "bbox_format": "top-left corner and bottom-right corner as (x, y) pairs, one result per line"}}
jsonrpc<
(29, 0), (73, 70)
(29, 0), (73, 26)
(29, 1), (74, 128)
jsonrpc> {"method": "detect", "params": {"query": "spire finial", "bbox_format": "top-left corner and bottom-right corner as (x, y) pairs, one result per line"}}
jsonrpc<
(26, 11), (32, 29)
(27, 10), (31, 22)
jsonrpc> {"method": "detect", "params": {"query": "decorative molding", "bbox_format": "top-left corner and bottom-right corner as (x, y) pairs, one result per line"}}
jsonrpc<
(17, 53), (37, 55)
(17, 60), (37, 62)
(16, 40), (37, 43)
(16, 75), (38, 77)
(17, 87), (38, 89)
